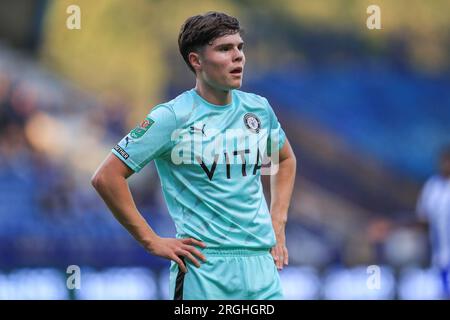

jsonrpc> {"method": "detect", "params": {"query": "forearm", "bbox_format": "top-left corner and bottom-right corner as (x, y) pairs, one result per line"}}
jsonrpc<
(270, 156), (296, 231)
(92, 174), (158, 248)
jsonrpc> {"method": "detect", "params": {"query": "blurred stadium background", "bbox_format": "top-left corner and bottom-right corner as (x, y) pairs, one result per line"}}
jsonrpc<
(0, 0), (449, 299)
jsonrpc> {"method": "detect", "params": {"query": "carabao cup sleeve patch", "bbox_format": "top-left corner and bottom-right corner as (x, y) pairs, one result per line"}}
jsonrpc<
(130, 117), (155, 138)
(111, 105), (177, 172)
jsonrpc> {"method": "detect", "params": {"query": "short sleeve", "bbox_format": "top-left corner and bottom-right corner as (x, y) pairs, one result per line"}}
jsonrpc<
(265, 98), (286, 156)
(111, 105), (177, 172)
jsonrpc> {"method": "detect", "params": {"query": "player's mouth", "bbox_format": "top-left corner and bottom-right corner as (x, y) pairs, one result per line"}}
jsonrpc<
(230, 67), (243, 76)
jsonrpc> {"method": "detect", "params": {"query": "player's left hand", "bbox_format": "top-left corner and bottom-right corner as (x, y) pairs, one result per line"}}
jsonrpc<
(270, 226), (288, 270)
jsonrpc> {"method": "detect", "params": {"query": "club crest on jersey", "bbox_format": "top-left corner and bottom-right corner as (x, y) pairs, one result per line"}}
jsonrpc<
(243, 113), (261, 133)
(130, 117), (154, 139)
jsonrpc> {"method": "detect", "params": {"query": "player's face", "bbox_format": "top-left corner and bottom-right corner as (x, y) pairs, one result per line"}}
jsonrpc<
(197, 33), (245, 91)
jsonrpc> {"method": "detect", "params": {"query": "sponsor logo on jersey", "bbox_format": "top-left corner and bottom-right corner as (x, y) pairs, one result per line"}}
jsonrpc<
(125, 136), (131, 148)
(244, 113), (261, 133)
(130, 117), (154, 139)
(170, 126), (281, 177)
(190, 123), (207, 136)
(114, 144), (130, 159)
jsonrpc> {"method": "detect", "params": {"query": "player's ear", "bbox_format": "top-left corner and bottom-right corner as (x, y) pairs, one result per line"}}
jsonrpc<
(189, 52), (201, 72)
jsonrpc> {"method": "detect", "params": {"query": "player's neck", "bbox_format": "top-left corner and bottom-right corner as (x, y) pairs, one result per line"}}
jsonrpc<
(194, 82), (232, 106)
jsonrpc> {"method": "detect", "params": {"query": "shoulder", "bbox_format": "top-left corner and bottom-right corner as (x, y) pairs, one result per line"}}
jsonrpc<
(157, 89), (199, 127)
(234, 89), (270, 108)
(164, 89), (195, 109)
(149, 90), (196, 127)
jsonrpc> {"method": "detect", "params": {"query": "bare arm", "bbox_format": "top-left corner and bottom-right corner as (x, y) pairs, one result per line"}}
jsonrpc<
(91, 153), (206, 272)
(269, 138), (296, 270)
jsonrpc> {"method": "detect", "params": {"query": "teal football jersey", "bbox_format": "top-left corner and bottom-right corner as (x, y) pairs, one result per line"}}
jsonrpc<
(112, 89), (286, 249)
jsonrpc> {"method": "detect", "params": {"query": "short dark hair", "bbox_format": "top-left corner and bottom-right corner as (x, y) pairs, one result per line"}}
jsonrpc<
(178, 11), (242, 73)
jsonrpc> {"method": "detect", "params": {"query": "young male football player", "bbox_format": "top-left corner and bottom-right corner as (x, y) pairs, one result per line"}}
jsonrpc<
(92, 11), (296, 300)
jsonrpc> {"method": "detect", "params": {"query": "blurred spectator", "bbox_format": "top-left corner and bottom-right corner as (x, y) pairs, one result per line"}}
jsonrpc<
(366, 216), (392, 264)
(416, 145), (450, 298)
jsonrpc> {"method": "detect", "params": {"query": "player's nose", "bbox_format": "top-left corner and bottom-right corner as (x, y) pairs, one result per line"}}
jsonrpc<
(232, 47), (244, 62)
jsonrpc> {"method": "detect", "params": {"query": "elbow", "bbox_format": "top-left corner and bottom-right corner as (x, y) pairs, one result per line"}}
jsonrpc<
(286, 150), (296, 167)
(91, 169), (105, 191)
(291, 152), (297, 166)
(292, 159), (297, 176)
(289, 153), (297, 175)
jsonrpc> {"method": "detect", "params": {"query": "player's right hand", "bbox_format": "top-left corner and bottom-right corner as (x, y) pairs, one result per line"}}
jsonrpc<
(146, 237), (207, 273)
